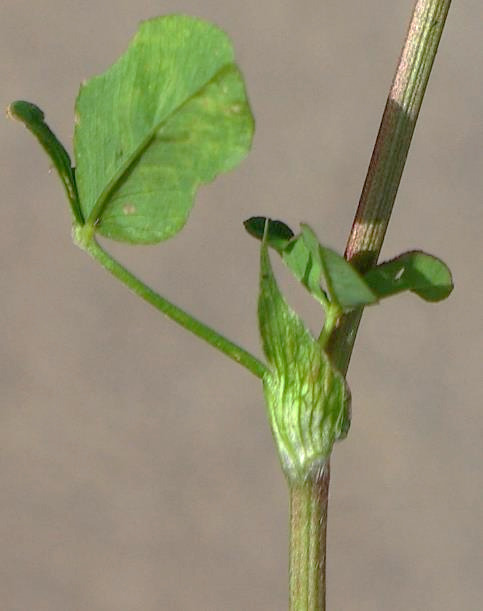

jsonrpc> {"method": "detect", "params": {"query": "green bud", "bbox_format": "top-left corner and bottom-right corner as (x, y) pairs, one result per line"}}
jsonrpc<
(258, 238), (350, 482)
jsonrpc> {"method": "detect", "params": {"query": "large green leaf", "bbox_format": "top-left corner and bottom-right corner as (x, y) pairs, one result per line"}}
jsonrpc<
(258, 238), (351, 481)
(364, 251), (453, 302)
(74, 15), (254, 244)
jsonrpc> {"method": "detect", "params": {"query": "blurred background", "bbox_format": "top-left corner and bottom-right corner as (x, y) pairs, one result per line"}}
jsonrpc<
(1, 1), (481, 609)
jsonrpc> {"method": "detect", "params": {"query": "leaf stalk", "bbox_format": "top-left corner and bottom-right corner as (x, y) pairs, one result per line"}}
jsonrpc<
(74, 225), (268, 379)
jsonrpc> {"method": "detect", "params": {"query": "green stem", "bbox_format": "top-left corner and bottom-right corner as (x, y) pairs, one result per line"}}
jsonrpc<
(290, 1), (452, 609)
(74, 226), (267, 379)
(289, 466), (330, 611)
(318, 305), (341, 349)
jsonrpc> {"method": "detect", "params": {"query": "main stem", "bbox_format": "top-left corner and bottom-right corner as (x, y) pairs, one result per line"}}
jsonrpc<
(290, 1), (452, 609)
(289, 467), (330, 611)
(329, 0), (452, 375)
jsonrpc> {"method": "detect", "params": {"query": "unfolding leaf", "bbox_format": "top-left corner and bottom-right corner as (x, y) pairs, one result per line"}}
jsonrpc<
(75, 15), (254, 243)
(258, 238), (350, 481)
(244, 217), (330, 307)
(300, 225), (378, 309)
(243, 216), (294, 252)
(7, 101), (82, 223)
(364, 251), (453, 302)
(283, 230), (328, 306)
(245, 217), (377, 310)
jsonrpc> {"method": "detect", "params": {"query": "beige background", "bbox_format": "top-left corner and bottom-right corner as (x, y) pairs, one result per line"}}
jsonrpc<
(1, 1), (482, 609)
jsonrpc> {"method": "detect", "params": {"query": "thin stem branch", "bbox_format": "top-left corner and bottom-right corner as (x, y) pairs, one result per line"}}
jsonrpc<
(76, 230), (268, 379)
(292, 2), (452, 609)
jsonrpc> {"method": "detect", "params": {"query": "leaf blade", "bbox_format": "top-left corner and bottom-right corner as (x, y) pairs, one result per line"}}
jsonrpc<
(74, 15), (254, 243)
(364, 251), (454, 302)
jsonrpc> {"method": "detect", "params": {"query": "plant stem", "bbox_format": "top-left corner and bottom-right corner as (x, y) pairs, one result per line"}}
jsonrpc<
(290, 1), (452, 609)
(76, 230), (268, 379)
(329, 0), (452, 375)
(289, 466), (330, 611)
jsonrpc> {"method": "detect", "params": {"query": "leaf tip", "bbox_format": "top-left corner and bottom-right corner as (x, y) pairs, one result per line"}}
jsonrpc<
(6, 100), (45, 125)
(5, 104), (14, 121)
(244, 216), (294, 252)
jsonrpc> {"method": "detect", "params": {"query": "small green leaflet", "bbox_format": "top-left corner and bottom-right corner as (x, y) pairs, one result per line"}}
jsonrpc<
(258, 235), (351, 480)
(245, 217), (378, 311)
(245, 216), (453, 309)
(298, 224), (378, 309)
(364, 251), (453, 302)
